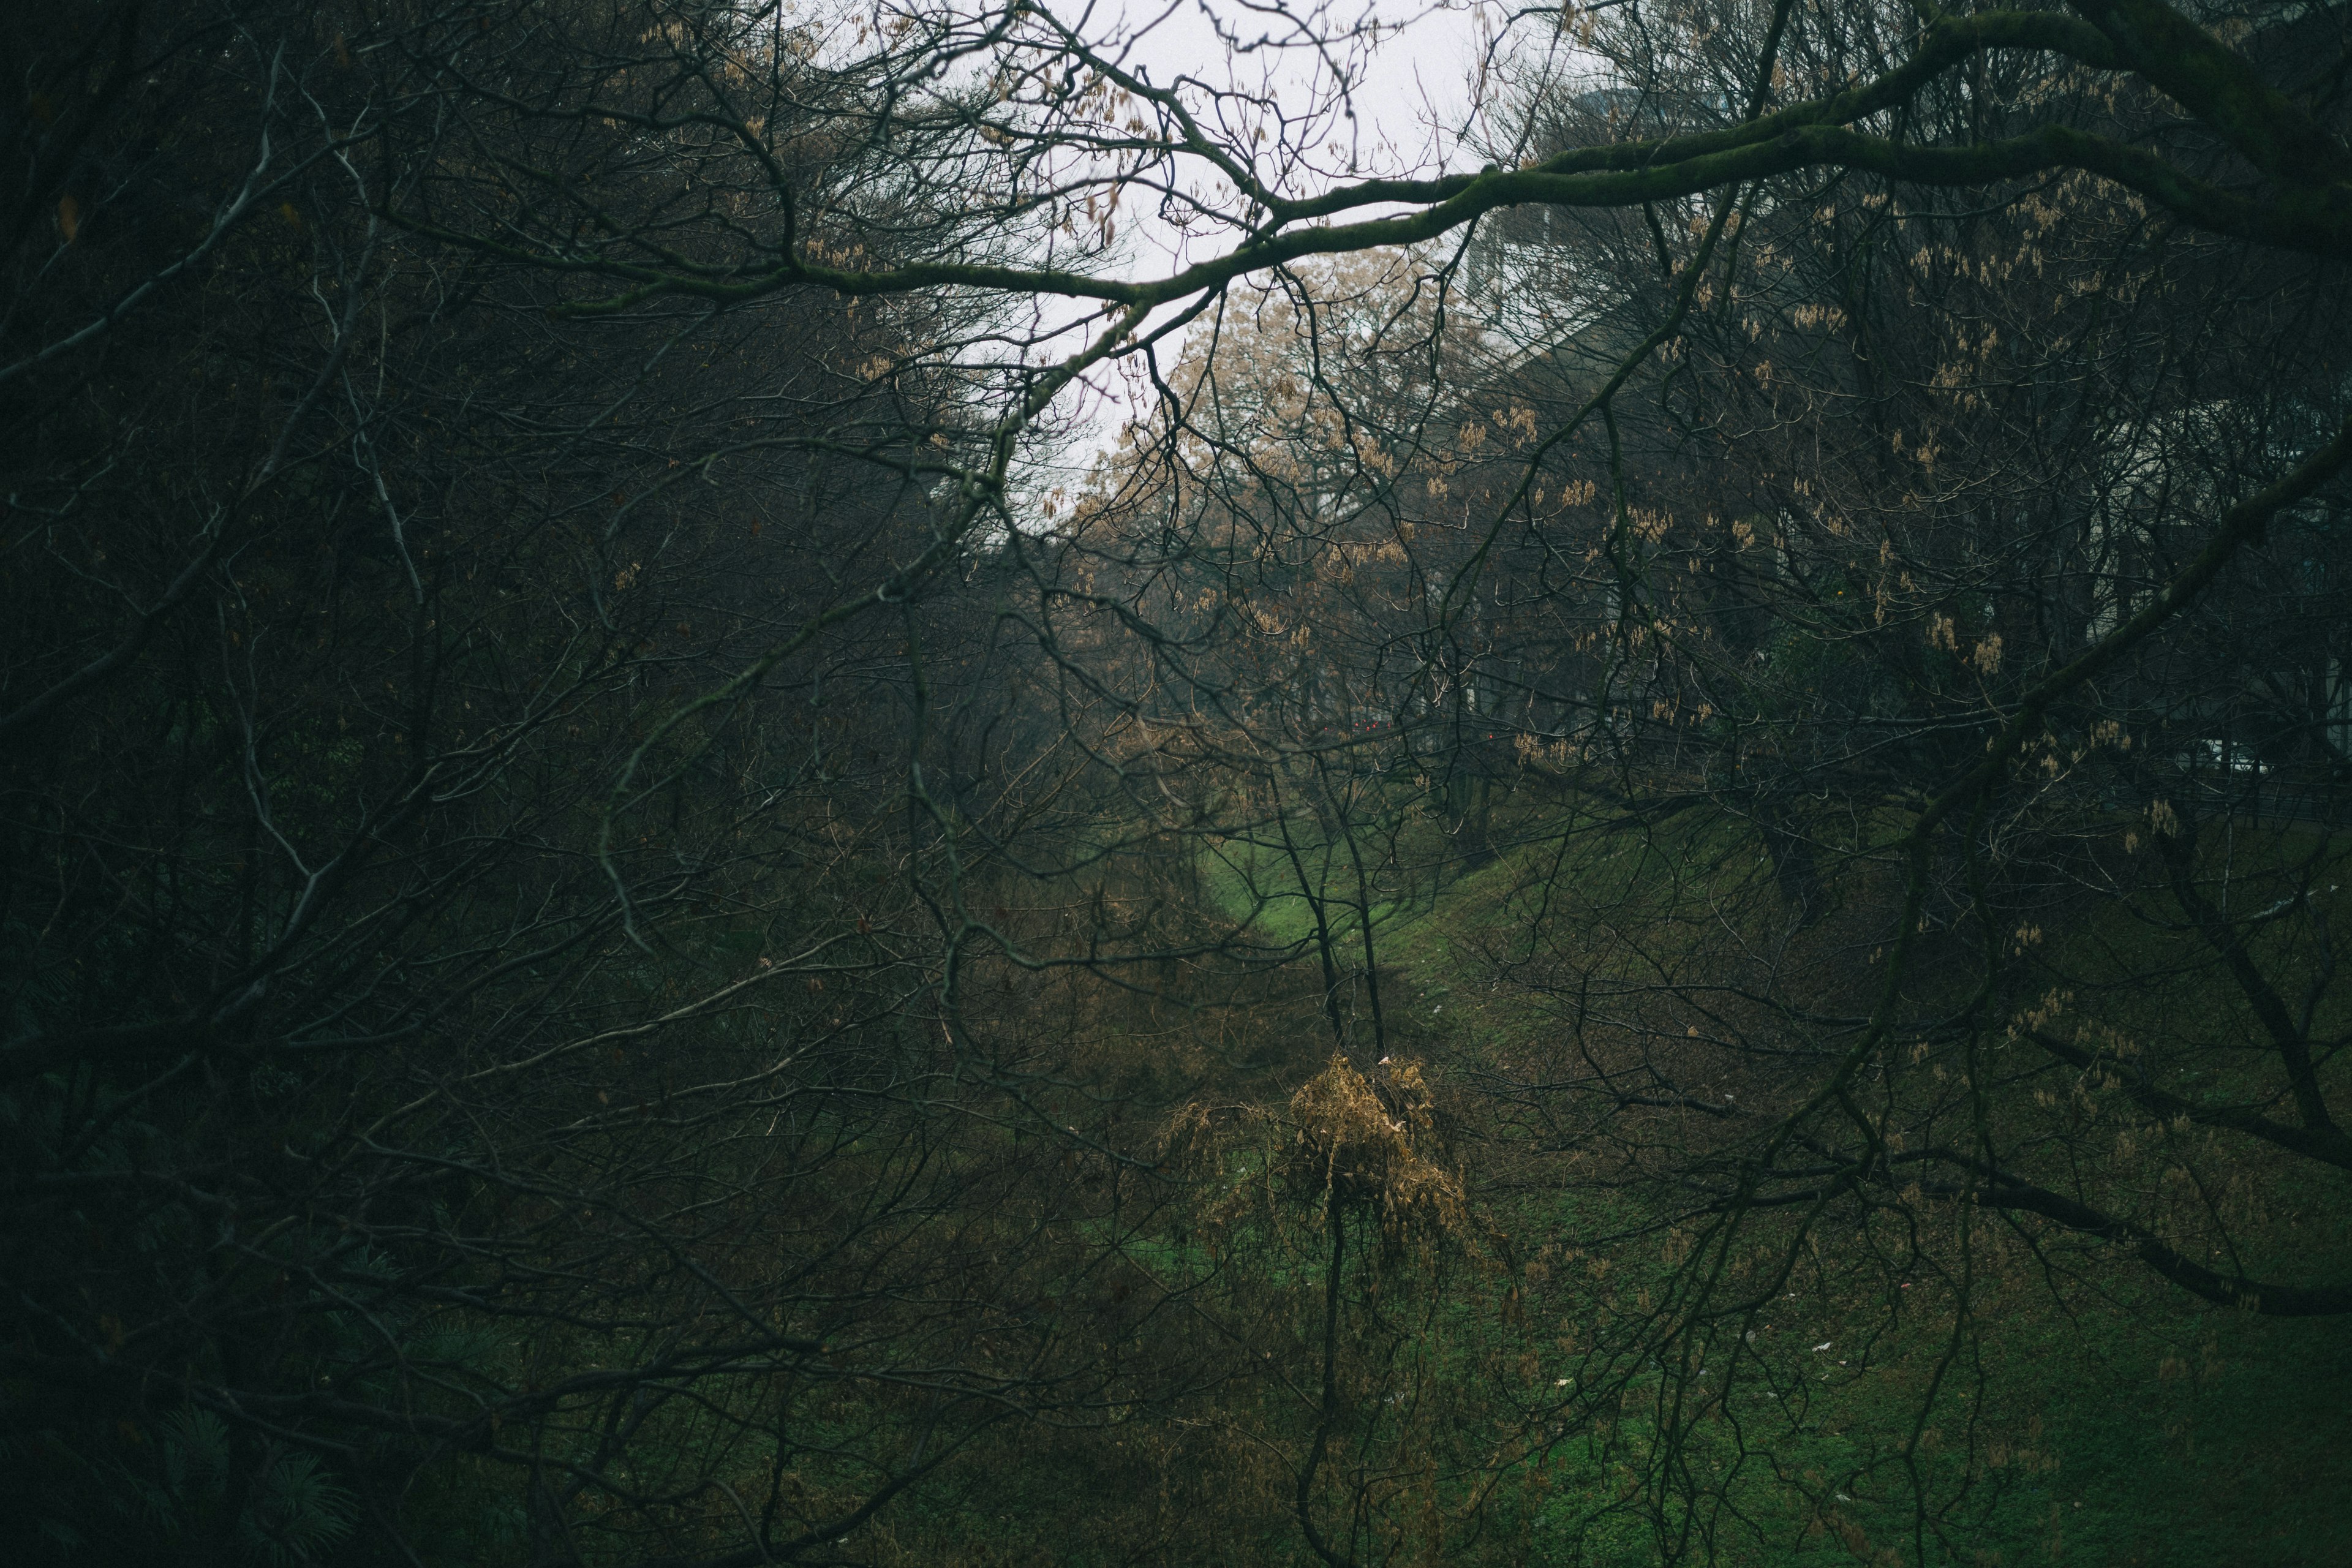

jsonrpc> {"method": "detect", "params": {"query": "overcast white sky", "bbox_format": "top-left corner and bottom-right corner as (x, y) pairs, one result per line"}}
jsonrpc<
(1104, 0), (1501, 274)
(1025, 1), (1519, 461)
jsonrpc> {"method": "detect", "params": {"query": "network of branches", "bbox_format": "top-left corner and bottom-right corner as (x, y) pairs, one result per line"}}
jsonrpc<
(3, 0), (2347, 1563)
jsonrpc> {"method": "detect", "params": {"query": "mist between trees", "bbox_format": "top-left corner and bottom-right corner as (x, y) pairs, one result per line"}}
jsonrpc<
(4, 0), (2349, 1563)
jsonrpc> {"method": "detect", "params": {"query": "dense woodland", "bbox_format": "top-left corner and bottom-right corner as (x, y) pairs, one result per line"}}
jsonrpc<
(4, 0), (2350, 1562)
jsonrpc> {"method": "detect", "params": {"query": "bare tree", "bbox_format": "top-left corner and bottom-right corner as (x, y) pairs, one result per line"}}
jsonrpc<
(8, 0), (2350, 1561)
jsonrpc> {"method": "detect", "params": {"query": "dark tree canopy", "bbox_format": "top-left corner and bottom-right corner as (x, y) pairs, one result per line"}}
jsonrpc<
(4, 0), (2348, 1563)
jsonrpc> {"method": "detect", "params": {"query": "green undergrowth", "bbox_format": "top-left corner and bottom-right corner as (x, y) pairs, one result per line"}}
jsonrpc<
(1515, 1292), (2352, 1567)
(1330, 804), (2352, 1565)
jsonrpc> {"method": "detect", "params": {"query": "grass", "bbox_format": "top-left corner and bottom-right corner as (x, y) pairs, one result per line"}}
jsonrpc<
(1273, 796), (2352, 1566)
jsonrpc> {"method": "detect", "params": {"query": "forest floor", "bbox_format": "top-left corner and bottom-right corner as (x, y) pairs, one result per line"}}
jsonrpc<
(1203, 828), (2352, 1566)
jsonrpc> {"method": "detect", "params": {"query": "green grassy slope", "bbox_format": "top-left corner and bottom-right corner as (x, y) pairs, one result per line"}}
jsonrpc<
(1322, 829), (2352, 1567)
